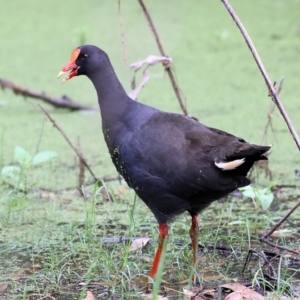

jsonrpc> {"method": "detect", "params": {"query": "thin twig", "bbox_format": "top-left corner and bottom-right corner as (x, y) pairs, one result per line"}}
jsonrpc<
(35, 116), (45, 155)
(260, 199), (300, 255)
(36, 175), (120, 194)
(118, 0), (127, 64)
(250, 78), (284, 181)
(77, 137), (85, 196)
(261, 77), (284, 144)
(38, 104), (99, 184)
(242, 249), (277, 278)
(221, 0), (300, 256)
(221, 0), (300, 151)
(0, 77), (95, 111)
(137, 0), (188, 116)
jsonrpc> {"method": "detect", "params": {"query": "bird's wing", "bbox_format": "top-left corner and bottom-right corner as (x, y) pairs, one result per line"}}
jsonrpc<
(122, 113), (256, 198)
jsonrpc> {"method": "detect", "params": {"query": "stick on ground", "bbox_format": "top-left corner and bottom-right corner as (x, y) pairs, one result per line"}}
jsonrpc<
(0, 77), (95, 111)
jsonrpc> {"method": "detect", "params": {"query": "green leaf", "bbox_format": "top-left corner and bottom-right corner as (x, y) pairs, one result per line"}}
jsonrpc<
(32, 151), (58, 165)
(1, 166), (21, 177)
(1, 166), (21, 186)
(239, 185), (255, 199)
(14, 146), (32, 166)
(259, 192), (274, 210)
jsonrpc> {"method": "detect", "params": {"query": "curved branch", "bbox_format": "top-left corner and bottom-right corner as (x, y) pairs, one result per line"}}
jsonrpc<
(221, 0), (300, 151)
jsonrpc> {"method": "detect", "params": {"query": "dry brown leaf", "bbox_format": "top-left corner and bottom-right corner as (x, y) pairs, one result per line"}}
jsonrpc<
(83, 291), (95, 300)
(141, 292), (169, 299)
(130, 55), (172, 71)
(129, 237), (151, 252)
(202, 289), (215, 298)
(40, 191), (57, 200)
(140, 255), (152, 262)
(114, 185), (129, 198)
(222, 283), (264, 300)
(10, 268), (26, 280)
(129, 55), (172, 100)
(128, 68), (149, 100)
(0, 284), (8, 293)
(182, 287), (206, 300)
(27, 294), (56, 300)
(203, 274), (224, 281)
(225, 292), (243, 300)
(25, 264), (42, 275)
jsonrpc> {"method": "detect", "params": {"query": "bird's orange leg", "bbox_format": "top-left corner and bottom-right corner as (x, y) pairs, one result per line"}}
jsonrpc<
(189, 215), (199, 283)
(149, 223), (168, 279)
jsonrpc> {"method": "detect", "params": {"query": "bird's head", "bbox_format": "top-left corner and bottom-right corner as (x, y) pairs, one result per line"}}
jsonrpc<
(58, 45), (108, 83)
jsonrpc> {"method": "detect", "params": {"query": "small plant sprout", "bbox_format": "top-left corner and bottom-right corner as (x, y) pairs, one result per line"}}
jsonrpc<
(1, 146), (58, 190)
(239, 185), (274, 210)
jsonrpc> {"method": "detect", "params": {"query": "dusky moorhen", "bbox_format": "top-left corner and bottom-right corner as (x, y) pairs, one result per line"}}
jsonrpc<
(58, 45), (271, 279)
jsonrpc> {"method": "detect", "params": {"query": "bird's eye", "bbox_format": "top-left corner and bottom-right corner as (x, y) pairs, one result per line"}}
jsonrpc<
(82, 54), (88, 60)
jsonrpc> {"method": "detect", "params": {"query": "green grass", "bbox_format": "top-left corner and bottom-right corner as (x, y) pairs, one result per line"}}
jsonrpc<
(1, 179), (300, 299)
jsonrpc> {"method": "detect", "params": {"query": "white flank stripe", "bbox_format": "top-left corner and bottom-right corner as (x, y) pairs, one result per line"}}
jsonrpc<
(215, 158), (245, 171)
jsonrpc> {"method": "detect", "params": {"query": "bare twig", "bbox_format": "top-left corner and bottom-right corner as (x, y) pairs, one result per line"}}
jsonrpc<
(0, 77), (95, 111)
(118, 0), (128, 64)
(36, 175), (121, 194)
(242, 249), (277, 277)
(221, 0), (300, 151)
(137, 0), (188, 116)
(38, 104), (99, 184)
(261, 77), (284, 145)
(77, 137), (85, 195)
(221, 0), (300, 256)
(35, 116), (46, 155)
(260, 199), (300, 255)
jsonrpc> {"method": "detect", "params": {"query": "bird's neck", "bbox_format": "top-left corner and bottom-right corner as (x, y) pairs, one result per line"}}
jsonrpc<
(87, 63), (131, 125)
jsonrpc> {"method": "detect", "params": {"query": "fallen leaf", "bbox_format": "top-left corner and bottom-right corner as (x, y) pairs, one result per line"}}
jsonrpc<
(114, 186), (129, 198)
(183, 287), (206, 300)
(40, 191), (57, 200)
(222, 283), (264, 300)
(202, 289), (215, 298)
(225, 292), (243, 300)
(129, 237), (151, 252)
(0, 284), (8, 293)
(83, 291), (95, 300)
(140, 255), (152, 262)
(141, 292), (169, 299)
(10, 268), (26, 280)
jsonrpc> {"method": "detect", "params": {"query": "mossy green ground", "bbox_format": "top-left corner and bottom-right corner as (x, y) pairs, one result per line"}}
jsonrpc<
(1, 1), (300, 299)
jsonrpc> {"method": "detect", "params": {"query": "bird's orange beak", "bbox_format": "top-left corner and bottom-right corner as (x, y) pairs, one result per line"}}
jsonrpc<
(57, 48), (80, 83)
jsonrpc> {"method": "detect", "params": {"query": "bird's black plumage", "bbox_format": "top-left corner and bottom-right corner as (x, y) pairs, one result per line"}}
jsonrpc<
(59, 45), (271, 278)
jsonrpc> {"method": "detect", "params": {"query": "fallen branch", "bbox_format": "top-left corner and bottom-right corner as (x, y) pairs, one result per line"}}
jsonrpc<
(137, 0), (188, 116)
(221, 0), (300, 151)
(0, 77), (95, 111)
(38, 104), (99, 184)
